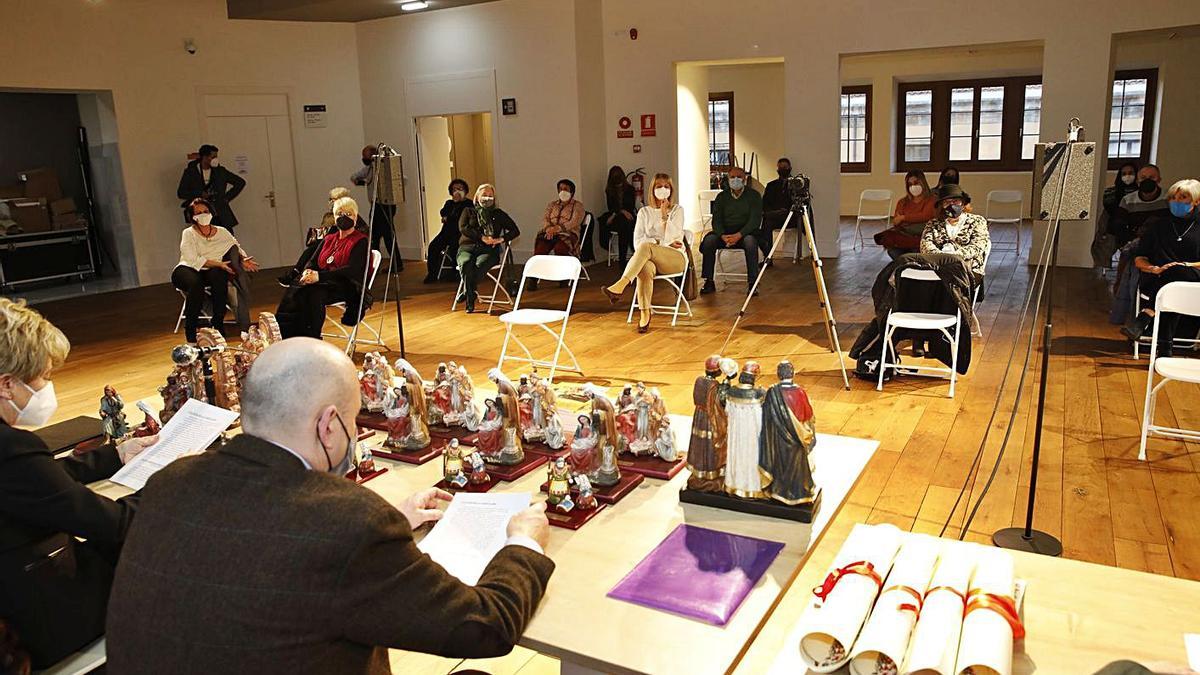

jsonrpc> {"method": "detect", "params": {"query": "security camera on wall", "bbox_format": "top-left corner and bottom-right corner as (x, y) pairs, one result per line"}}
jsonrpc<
(184, 39), (197, 55)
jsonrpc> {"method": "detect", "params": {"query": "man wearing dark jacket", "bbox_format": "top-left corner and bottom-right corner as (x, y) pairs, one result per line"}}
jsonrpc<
(106, 338), (554, 675)
(176, 144), (247, 231)
(759, 158), (795, 262)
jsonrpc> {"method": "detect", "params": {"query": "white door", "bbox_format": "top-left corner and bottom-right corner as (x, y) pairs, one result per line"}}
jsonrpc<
(415, 116), (454, 252)
(203, 95), (301, 269)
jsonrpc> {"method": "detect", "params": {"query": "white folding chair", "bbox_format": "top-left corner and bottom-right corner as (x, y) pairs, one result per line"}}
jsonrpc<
(1132, 279), (1200, 359)
(626, 232), (694, 327)
(452, 243), (514, 314)
(497, 255), (583, 382)
(853, 189), (893, 250)
(876, 268), (962, 398)
(173, 285), (237, 334)
(1137, 281), (1200, 461)
(322, 250), (385, 350)
(696, 189), (720, 232)
(437, 248), (456, 279)
(577, 212), (593, 281)
(985, 190), (1024, 252)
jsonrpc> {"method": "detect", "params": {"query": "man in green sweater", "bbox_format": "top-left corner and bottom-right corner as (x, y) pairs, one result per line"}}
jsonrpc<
(700, 166), (763, 294)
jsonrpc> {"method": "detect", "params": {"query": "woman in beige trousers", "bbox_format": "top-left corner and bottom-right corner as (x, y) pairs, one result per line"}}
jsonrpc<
(602, 173), (688, 332)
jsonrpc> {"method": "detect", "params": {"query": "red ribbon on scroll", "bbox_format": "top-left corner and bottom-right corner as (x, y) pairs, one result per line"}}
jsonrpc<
(812, 560), (883, 603)
(884, 584), (925, 615)
(964, 590), (1026, 640)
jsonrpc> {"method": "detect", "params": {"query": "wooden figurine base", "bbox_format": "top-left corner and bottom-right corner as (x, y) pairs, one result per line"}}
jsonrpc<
(541, 471), (645, 505)
(678, 487), (822, 523)
(346, 466), (389, 484)
(435, 476), (498, 493)
(617, 454), (687, 480)
(356, 427), (376, 441)
(374, 442), (443, 465)
(429, 426), (479, 443)
(483, 453), (547, 482)
(521, 439), (570, 459)
(546, 502), (607, 530)
(355, 411), (388, 431)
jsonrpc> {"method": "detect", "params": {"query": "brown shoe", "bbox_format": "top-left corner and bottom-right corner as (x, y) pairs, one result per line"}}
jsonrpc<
(602, 285), (622, 305)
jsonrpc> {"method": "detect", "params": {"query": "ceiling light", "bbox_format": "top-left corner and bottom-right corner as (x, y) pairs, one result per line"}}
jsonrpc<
(400, 1), (429, 10)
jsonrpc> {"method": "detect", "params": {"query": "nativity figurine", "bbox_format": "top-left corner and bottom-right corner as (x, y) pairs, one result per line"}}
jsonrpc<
(724, 361), (766, 499)
(759, 360), (819, 505)
(467, 450), (490, 485)
(686, 355), (728, 492)
(99, 385), (129, 442)
(546, 457), (573, 511)
(443, 439), (468, 487)
(584, 384), (622, 486)
(574, 475), (598, 511)
(477, 397), (523, 465)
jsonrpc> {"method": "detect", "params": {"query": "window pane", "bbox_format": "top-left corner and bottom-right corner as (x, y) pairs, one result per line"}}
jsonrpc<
(708, 99), (731, 167)
(950, 87), (975, 137)
(1021, 83), (1042, 160)
(1108, 76), (1152, 158)
(978, 137), (1002, 161)
(841, 91), (868, 165)
(1122, 79), (1147, 107)
(851, 140), (866, 163)
(976, 86), (1004, 160)
(1022, 136), (1037, 161)
(1122, 104), (1144, 132)
(949, 136), (972, 161)
(840, 141), (849, 164)
(903, 89), (932, 161)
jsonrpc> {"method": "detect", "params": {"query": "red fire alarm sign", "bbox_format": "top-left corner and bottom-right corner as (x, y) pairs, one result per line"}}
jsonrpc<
(617, 116), (634, 139)
(640, 114), (656, 137)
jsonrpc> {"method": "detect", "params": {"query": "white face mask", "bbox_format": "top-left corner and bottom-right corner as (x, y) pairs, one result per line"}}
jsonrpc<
(194, 213), (214, 227)
(208, 158), (219, 168)
(452, 190), (466, 200)
(479, 197), (495, 207)
(558, 190), (572, 202)
(908, 184), (923, 197)
(7, 380), (58, 428)
(728, 177), (745, 191)
(654, 187), (672, 201)
(1121, 174), (1136, 186)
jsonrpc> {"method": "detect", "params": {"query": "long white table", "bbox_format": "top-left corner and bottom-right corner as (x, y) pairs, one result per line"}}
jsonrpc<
(92, 404), (876, 675)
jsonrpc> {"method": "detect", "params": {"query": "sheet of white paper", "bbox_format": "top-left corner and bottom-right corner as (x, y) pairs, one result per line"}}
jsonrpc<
(110, 399), (238, 490)
(1184, 633), (1200, 671)
(418, 492), (531, 586)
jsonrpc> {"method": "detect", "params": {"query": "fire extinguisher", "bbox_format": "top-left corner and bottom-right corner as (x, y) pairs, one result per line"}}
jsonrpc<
(628, 167), (646, 208)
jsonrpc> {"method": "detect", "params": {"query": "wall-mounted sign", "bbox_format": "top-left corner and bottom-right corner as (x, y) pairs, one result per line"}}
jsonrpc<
(617, 115), (633, 139)
(502, 98), (518, 115)
(303, 104), (327, 128)
(640, 114), (656, 137)
(633, 144), (642, 154)
(233, 154), (250, 176)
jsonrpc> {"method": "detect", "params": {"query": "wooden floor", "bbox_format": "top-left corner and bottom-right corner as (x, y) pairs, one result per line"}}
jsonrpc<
(25, 221), (1200, 584)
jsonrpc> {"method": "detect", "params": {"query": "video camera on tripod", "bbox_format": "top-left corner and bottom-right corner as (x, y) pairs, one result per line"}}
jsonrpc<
(786, 173), (813, 209)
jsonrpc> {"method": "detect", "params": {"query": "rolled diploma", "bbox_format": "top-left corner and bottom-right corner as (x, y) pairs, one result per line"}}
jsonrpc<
(848, 534), (940, 675)
(798, 524), (903, 673)
(953, 549), (1016, 675)
(902, 541), (978, 675)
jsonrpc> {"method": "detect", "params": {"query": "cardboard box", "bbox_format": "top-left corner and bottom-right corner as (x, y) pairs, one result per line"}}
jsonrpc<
(9, 199), (52, 233)
(19, 168), (63, 201)
(50, 197), (77, 216)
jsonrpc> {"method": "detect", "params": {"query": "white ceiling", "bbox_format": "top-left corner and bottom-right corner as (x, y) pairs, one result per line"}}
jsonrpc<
(227, 0), (501, 22)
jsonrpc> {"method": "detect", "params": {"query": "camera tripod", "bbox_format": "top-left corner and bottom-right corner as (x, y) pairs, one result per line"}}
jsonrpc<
(720, 195), (851, 390)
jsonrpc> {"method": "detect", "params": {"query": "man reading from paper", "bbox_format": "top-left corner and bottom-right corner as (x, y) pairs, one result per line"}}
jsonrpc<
(106, 338), (553, 675)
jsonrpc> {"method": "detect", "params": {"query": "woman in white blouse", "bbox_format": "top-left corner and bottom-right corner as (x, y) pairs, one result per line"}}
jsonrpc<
(172, 198), (258, 342)
(602, 173), (687, 332)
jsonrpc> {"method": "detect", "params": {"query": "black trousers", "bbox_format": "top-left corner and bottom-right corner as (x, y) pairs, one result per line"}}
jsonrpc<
(370, 203), (399, 267)
(1140, 265), (1200, 343)
(599, 212), (635, 265)
(700, 231), (760, 286)
(759, 210), (792, 257)
(172, 266), (228, 342)
(275, 279), (355, 339)
(425, 229), (460, 281)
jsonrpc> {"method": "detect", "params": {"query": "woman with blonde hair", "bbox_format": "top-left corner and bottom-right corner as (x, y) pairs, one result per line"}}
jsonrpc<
(602, 173), (689, 332)
(457, 184), (520, 313)
(275, 195), (372, 338)
(0, 298), (158, 669)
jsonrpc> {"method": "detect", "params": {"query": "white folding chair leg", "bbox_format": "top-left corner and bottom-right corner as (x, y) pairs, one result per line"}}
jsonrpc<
(1138, 376), (1165, 461)
(626, 285), (638, 324)
(877, 320), (892, 391)
(175, 299), (186, 334)
(947, 326), (959, 398)
(452, 276), (466, 311)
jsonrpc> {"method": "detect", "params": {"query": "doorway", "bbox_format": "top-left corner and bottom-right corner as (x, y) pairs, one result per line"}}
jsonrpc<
(201, 93), (302, 269)
(414, 112), (494, 255)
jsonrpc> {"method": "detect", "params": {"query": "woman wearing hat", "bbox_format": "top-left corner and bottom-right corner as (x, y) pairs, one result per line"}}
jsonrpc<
(921, 183), (992, 279)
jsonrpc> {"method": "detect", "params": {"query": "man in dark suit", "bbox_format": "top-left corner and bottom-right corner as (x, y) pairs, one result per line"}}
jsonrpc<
(106, 338), (554, 675)
(176, 144), (247, 231)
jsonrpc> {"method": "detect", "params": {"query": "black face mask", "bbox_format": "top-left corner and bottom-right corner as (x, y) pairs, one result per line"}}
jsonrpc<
(778, 168), (791, 178)
(1139, 178), (1158, 193)
(335, 215), (355, 231)
(943, 203), (965, 219)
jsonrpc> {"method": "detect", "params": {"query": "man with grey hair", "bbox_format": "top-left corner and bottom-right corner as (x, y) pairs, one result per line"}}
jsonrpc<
(107, 338), (553, 675)
(700, 165), (763, 296)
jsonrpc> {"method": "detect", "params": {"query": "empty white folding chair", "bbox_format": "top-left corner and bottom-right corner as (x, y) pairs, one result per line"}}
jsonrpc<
(1137, 281), (1200, 461)
(853, 189), (893, 250)
(496, 255), (583, 382)
(626, 231), (694, 327)
(452, 244), (514, 314)
(876, 268), (962, 398)
(577, 212), (593, 281)
(436, 248), (456, 279)
(1131, 280), (1200, 359)
(322, 250), (385, 350)
(985, 190), (1024, 252)
(696, 189), (721, 232)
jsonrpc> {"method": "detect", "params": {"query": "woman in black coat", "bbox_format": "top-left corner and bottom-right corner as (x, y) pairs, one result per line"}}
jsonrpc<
(425, 178), (472, 283)
(599, 165), (638, 267)
(457, 184), (520, 313)
(0, 298), (157, 669)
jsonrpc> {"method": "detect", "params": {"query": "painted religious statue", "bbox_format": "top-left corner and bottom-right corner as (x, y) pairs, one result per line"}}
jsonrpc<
(517, 372), (565, 449)
(584, 384), (621, 487)
(158, 370), (193, 424)
(358, 352), (395, 413)
(391, 360), (431, 447)
(99, 385), (130, 441)
(443, 438), (468, 487)
(546, 457), (573, 511)
(428, 362), (452, 427)
(476, 397), (523, 465)
(759, 360), (819, 505)
(436, 362), (480, 430)
(617, 383), (677, 462)
(467, 450), (490, 485)
(574, 474), (598, 511)
(382, 382), (430, 450)
(685, 355), (730, 492)
(724, 361), (766, 499)
(568, 414), (599, 480)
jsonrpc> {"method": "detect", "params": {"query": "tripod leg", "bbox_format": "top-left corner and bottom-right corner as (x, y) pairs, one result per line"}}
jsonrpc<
(802, 209), (851, 390)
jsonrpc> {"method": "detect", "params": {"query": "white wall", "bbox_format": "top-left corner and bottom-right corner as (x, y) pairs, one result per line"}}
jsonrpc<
(676, 64), (711, 231)
(355, 0), (588, 261)
(707, 62), (786, 185)
(0, 0), (365, 285)
(597, 0), (1200, 266)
